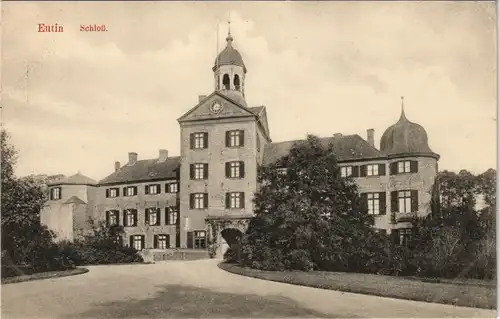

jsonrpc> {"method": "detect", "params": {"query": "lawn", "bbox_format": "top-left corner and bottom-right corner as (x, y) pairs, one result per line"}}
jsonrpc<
(219, 263), (496, 309)
(2, 267), (89, 284)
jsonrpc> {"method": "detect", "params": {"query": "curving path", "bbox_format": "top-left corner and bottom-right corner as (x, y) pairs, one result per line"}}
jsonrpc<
(1, 259), (496, 318)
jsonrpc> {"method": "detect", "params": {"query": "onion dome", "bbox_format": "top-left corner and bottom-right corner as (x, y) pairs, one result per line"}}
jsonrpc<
(380, 105), (439, 159)
(213, 32), (247, 73)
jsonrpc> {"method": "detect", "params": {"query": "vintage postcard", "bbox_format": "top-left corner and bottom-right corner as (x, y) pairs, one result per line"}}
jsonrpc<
(1, 1), (497, 318)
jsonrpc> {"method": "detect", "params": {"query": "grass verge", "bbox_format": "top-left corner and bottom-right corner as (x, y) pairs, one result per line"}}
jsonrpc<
(219, 263), (496, 309)
(2, 267), (89, 285)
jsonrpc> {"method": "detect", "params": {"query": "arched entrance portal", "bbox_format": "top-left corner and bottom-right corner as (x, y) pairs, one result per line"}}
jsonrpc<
(220, 228), (243, 259)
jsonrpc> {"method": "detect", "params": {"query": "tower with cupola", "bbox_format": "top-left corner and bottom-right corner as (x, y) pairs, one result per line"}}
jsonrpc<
(213, 25), (248, 107)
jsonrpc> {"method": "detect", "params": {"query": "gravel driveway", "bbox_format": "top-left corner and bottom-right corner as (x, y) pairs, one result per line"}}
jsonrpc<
(1, 259), (495, 318)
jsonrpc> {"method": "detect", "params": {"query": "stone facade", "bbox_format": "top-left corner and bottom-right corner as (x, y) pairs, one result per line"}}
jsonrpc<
(41, 29), (440, 258)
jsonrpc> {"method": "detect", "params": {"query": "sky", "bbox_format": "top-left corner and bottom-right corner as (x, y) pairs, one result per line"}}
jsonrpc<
(2, 1), (497, 180)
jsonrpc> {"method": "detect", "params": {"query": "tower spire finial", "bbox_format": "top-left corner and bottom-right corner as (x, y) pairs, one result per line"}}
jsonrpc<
(226, 12), (233, 43)
(399, 96), (407, 121)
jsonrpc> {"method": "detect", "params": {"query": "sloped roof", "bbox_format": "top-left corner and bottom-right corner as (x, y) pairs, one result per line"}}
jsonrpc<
(99, 157), (180, 185)
(64, 196), (87, 205)
(262, 135), (382, 166)
(248, 106), (264, 116)
(48, 173), (96, 186)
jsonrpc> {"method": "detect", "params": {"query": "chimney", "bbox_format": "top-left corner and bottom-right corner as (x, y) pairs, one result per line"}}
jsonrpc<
(367, 129), (375, 147)
(158, 149), (168, 162)
(333, 133), (343, 138)
(114, 161), (121, 172)
(128, 152), (138, 165)
(198, 95), (207, 103)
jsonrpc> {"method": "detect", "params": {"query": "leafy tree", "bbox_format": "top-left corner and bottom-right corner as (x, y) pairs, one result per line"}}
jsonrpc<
(1, 130), (53, 265)
(240, 135), (375, 271)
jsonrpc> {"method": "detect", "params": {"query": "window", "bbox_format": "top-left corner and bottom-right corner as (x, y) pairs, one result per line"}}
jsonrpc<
(234, 74), (241, 91)
(166, 182), (179, 193)
(360, 164), (385, 177)
(362, 192), (386, 215)
(398, 161), (411, 173)
(278, 168), (287, 175)
(123, 186), (137, 197)
(225, 161), (245, 178)
(154, 234), (170, 249)
(399, 228), (412, 246)
(106, 210), (119, 226)
(367, 193), (380, 215)
(124, 209), (137, 227)
(190, 132), (208, 149)
(114, 236), (123, 246)
(106, 188), (119, 198)
(391, 160), (418, 175)
(50, 187), (61, 200)
(145, 184), (160, 195)
(130, 235), (144, 251)
(190, 193), (208, 209)
(367, 164), (379, 176)
(341, 166), (353, 177)
(398, 191), (412, 213)
(194, 231), (206, 249)
(166, 206), (179, 225)
(226, 130), (244, 147)
(145, 208), (160, 226)
(190, 163), (208, 180)
(391, 190), (418, 214)
(226, 192), (245, 209)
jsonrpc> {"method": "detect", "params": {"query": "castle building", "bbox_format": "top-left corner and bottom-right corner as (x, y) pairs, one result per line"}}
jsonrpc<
(41, 29), (439, 258)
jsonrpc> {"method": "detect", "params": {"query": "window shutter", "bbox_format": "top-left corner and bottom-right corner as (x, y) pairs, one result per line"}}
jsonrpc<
(145, 209), (150, 225)
(352, 166), (359, 178)
(106, 189), (110, 198)
(225, 131), (230, 147)
(153, 235), (158, 249)
(116, 188), (120, 196)
(123, 187), (127, 196)
(166, 235), (171, 248)
(145, 185), (149, 195)
(391, 191), (398, 212)
(189, 194), (194, 209)
(49, 189), (53, 200)
(190, 164), (194, 180)
(140, 236), (145, 250)
(360, 165), (367, 177)
(187, 232), (194, 249)
(123, 210), (127, 226)
(226, 193), (230, 209)
(203, 132), (208, 148)
(240, 161), (245, 178)
(411, 190), (419, 212)
(134, 187), (138, 196)
(379, 192), (387, 215)
(129, 235), (134, 248)
(190, 133), (195, 149)
(410, 161), (418, 173)
(379, 164), (386, 176)
(360, 193), (368, 212)
(225, 162), (230, 178)
(156, 208), (161, 225)
(203, 193), (209, 208)
(106, 211), (110, 225)
(240, 192), (245, 208)
(203, 163), (208, 179)
(239, 130), (244, 146)
(165, 208), (169, 225)
(134, 210), (138, 226)
(390, 163), (397, 175)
